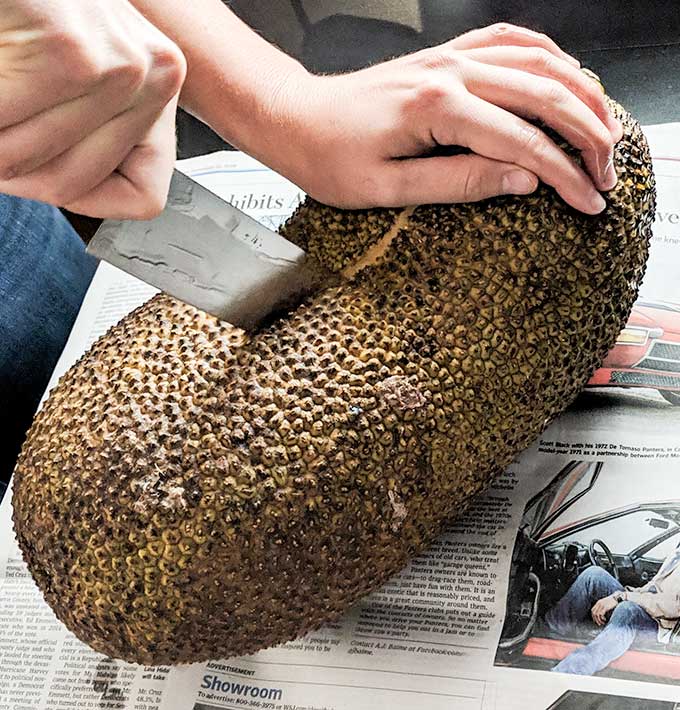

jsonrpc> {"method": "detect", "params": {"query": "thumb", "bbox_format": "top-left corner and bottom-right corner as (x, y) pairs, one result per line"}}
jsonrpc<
(384, 153), (538, 205)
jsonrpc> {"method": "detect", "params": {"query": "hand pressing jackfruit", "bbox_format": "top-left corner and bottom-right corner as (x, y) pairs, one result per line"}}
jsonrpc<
(274, 23), (621, 212)
(132, 5), (619, 213)
(13, 99), (654, 665)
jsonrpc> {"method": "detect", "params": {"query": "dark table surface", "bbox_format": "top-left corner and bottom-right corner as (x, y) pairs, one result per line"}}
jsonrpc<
(178, 1), (679, 159)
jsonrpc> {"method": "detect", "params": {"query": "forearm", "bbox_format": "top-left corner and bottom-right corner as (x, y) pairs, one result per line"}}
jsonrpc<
(130, 0), (310, 172)
(624, 591), (680, 620)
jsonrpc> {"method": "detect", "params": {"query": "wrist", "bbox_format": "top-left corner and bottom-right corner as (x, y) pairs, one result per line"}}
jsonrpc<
(129, 0), (316, 178)
(218, 69), (346, 201)
(255, 71), (337, 183)
(229, 61), (317, 172)
(213, 57), (312, 153)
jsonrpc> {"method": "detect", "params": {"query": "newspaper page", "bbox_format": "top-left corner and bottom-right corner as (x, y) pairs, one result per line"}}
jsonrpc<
(1, 125), (679, 710)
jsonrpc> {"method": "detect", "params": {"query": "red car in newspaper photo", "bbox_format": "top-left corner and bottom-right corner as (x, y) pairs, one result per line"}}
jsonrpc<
(495, 460), (680, 684)
(587, 300), (680, 406)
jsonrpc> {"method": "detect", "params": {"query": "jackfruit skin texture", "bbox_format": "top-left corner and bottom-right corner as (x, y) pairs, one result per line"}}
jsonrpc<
(13, 104), (654, 665)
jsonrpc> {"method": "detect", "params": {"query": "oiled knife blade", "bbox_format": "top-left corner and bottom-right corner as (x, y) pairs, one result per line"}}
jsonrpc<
(86, 169), (334, 331)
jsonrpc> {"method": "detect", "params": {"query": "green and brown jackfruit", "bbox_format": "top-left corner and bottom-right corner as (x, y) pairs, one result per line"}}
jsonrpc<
(12, 103), (655, 665)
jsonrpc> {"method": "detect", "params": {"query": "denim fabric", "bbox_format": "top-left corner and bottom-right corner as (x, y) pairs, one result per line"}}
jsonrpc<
(546, 566), (658, 675)
(0, 195), (97, 493)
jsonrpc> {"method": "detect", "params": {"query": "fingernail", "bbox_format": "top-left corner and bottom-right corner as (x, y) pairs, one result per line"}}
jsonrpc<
(589, 192), (607, 214)
(583, 68), (606, 93)
(602, 154), (617, 191)
(502, 170), (536, 195)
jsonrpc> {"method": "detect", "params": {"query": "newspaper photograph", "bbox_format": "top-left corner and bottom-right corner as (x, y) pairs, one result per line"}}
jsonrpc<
(495, 458), (680, 682)
(0, 123), (679, 710)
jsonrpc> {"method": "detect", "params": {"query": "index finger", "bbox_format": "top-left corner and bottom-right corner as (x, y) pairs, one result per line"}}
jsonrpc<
(0, 72), (90, 128)
(64, 97), (178, 219)
(449, 22), (580, 67)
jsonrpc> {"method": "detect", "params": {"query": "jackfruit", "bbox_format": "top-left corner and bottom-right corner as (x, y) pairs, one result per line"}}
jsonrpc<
(12, 103), (654, 665)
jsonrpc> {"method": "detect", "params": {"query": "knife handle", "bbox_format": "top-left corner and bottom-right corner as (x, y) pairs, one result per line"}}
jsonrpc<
(60, 209), (102, 245)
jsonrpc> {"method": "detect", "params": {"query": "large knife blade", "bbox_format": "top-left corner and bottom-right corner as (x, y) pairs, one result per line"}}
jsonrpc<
(85, 169), (334, 331)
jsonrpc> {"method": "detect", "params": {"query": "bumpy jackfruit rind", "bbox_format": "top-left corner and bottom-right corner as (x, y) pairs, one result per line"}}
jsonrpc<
(12, 105), (654, 665)
(280, 199), (400, 273)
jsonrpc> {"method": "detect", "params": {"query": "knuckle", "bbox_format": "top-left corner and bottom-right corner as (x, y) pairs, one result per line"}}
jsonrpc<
(532, 47), (556, 72)
(421, 46), (461, 72)
(584, 80), (607, 107)
(47, 182), (79, 207)
(401, 78), (451, 123)
(460, 167), (482, 202)
(51, 31), (104, 86)
(110, 52), (148, 94)
(154, 41), (187, 75)
(0, 157), (21, 181)
(490, 22), (515, 37)
(148, 43), (187, 98)
(416, 77), (450, 105)
(133, 191), (167, 220)
(518, 124), (544, 153)
(583, 80), (610, 114)
(591, 125), (613, 154)
(543, 79), (569, 106)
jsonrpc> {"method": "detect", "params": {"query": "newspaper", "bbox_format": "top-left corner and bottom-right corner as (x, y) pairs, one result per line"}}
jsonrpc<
(1, 124), (680, 710)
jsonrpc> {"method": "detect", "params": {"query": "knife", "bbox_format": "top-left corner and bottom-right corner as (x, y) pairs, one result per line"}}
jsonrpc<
(74, 169), (334, 332)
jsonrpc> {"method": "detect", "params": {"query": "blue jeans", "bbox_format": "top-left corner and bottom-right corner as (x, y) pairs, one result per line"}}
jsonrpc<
(0, 195), (96, 495)
(545, 566), (658, 675)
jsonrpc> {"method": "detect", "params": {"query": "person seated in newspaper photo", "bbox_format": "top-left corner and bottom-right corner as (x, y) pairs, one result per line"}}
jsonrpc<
(544, 542), (680, 675)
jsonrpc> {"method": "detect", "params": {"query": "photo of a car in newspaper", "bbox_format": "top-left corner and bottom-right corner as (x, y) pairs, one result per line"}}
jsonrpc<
(495, 460), (680, 683)
(587, 300), (680, 406)
(545, 689), (680, 710)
